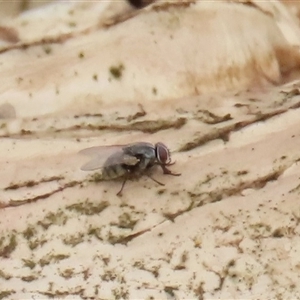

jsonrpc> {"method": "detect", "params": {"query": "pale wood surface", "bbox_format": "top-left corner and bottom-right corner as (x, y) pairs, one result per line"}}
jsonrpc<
(1, 1), (300, 299)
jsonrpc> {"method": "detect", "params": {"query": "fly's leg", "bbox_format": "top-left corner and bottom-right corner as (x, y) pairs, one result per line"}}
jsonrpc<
(117, 178), (128, 196)
(161, 164), (181, 176)
(165, 161), (176, 166)
(153, 161), (176, 167)
(152, 161), (180, 176)
(146, 174), (165, 186)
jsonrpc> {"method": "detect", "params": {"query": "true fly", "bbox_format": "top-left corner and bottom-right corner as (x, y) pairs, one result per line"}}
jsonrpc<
(79, 142), (180, 196)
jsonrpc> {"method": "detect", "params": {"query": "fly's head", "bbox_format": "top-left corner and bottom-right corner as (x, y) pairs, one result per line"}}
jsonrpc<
(155, 142), (172, 165)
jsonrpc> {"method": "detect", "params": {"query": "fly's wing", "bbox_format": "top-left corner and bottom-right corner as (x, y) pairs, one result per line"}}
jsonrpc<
(79, 142), (152, 156)
(79, 145), (139, 171)
(79, 145), (125, 157)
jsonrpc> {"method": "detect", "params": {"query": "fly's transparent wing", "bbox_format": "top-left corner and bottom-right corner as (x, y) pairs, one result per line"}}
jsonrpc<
(79, 145), (139, 171)
(80, 142), (152, 157)
(80, 156), (109, 171)
(79, 145), (125, 157)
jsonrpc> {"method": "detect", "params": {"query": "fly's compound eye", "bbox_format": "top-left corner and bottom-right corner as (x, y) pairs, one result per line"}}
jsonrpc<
(155, 142), (171, 164)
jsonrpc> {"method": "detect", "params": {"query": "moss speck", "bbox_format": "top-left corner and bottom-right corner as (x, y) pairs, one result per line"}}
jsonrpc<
(0, 270), (11, 280)
(28, 238), (47, 250)
(63, 233), (85, 246)
(164, 286), (178, 297)
(22, 259), (36, 269)
(43, 45), (52, 54)
(38, 209), (68, 230)
(227, 259), (236, 267)
(117, 212), (138, 229)
(21, 275), (37, 282)
(68, 21), (77, 27)
(88, 227), (103, 241)
(23, 226), (36, 239)
(111, 287), (128, 299)
(102, 270), (117, 281)
(39, 254), (69, 267)
(60, 268), (74, 279)
(102, 256), (110, 266)
(0, 291), (15, 299)
(249, 222), (271, 238)
(157, 189), (166, 195)
(66, 200), (109, 215)
(0, 234), (17, 258)
(237, 170), (248, 176)
(109, 64), (124, 79)
(107, 231), (125, 245)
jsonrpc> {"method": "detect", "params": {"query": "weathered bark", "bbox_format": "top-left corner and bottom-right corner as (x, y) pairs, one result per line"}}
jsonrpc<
(1, 1), (300, 299)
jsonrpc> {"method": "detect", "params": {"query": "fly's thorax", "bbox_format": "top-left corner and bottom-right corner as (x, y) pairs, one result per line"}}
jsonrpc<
(123, 143), (155, 159)
(138, 156), (155, 170)
(123, 143), (156, 169)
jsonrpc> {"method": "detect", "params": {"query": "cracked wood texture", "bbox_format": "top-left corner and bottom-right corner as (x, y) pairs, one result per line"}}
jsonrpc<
(1, 0), (300, 299)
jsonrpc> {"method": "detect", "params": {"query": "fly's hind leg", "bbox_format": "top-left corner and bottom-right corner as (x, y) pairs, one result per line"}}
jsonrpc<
(117, 178), (128, 196)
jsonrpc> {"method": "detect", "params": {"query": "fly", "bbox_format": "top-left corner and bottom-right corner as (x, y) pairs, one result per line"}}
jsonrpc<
(79, 142), (180, 196)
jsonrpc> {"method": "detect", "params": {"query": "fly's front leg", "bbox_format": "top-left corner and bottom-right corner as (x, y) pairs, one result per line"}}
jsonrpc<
(146, 174), (165, 186)
(166, 161), (175, 166)
(161, 164), (181, 176)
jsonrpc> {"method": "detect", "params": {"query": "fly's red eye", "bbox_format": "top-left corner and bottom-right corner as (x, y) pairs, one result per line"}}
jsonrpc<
(156, 142), (170, 164)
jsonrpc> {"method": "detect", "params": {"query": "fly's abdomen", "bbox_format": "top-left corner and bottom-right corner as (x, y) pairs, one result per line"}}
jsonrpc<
(102, 165), (127, 180)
